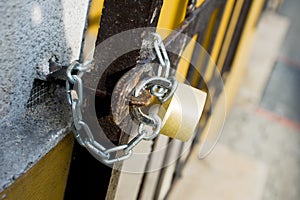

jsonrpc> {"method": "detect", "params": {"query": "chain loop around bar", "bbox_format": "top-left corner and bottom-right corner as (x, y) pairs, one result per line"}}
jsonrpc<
(67, 33), (176, 164)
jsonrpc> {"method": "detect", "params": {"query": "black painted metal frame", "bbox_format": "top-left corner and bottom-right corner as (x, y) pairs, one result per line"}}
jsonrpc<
(65, 0), (255, 198)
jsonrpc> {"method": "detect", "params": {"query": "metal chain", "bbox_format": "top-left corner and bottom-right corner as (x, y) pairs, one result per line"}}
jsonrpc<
(152, 32), (171, 78)
(150, 33), (178, 103)
(66, 33), (176, 164)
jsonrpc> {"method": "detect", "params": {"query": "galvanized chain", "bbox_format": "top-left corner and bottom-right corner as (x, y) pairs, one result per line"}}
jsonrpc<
(66, 33), (177, 164)
(131, 33), (178, 144)
(152, 32), (170, 78)
(150, 33), (178, 103)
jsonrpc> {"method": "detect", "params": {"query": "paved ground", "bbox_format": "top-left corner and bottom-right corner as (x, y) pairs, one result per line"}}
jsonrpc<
(169, 2), (300, 199)
(261, 0), (300, 123)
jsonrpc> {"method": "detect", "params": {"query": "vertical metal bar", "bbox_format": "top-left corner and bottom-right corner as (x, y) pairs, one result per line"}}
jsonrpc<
(64, 1), (163, 199)
(171, 1), (226, 190)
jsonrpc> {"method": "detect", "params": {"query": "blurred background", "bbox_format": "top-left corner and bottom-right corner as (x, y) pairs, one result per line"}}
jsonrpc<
(1, 0), (300, 199)
(168, 0), (300, 199)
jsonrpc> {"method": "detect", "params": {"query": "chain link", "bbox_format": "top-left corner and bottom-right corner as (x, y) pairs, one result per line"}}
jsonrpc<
(152, 32), (171, 78)
(151, 33), (178, 103)
(67, 33), (176, 164)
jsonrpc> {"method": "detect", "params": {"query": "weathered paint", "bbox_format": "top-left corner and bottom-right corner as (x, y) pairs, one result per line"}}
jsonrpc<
(0, 134), (74, 200)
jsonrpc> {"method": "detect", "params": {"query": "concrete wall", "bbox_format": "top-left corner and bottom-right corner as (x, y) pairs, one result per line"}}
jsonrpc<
(0, 0), (90, 191)
(0, 0), (89, 122)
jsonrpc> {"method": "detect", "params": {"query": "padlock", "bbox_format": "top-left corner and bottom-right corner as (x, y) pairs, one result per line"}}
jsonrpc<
(111, 64), (207, 142)
(158, 83), (207, 142)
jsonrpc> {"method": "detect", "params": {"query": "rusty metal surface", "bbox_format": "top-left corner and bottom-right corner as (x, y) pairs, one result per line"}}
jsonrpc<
(91, 0), (163, 142)
(65, 0), (236, 198)
(136, 1), (227, 198)
(130, 89), (153, 107)
(110, 0), (226, 134)
(64, 1), (163, 199)
(111, 63), (156, 126)
(95, 0), (162, 97)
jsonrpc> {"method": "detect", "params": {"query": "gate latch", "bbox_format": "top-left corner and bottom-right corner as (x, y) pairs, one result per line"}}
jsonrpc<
(66, 33), (206, 164)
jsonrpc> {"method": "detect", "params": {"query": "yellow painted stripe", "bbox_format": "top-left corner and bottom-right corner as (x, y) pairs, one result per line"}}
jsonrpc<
(157, 0), (191, 82)
(176, 35), (198, 83)
(196, 0), (205, 8)
(198, 0), (265, 148)
(0, 135), (74, 200)
(225, 0), (264, 110)
(157, 0), (189, 39)
(82, 0), (104, 60)
(205, 0), (244, 81)
(217, 0), (244, 72)
(209, 0), (235, 64)
(86, 0), (104, 36)
(191, 8), (220, 86)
